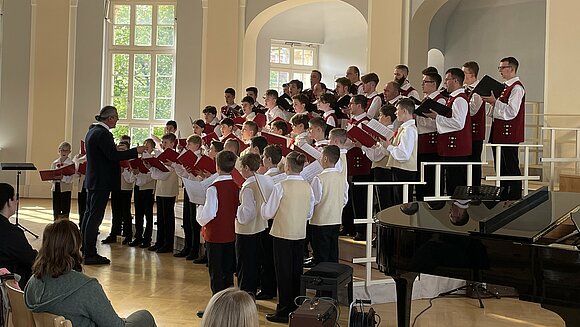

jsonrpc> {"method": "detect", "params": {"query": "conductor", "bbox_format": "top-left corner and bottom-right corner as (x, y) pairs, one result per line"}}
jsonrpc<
(81, 106), (145, 265)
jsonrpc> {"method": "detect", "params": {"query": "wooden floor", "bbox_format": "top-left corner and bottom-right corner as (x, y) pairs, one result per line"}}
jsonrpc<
(14, 198), (564, 326)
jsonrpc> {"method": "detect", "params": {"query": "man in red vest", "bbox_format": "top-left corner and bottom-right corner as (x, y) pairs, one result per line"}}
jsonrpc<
(482, 57), (525, 200)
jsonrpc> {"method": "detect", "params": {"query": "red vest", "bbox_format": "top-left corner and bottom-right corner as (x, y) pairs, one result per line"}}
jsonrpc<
(348, 115), (370, 126)
(469, 94), (486, 141)
(323, 113), (338, 126)
(491, 81), (525, 144)
(437, 93), (472, 157)
(365, 94), (379, 112)
(203, 123), (216, 135)
(202, 180), (239, 243)
(400, 86), (416, 97)
(418, 93), (445, 154)
(346, 147), (372, 176)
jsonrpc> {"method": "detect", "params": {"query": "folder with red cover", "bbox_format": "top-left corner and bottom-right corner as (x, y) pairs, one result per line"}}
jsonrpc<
(270, 116), (292, 134)
(39, 164), (76, 181)
(120, 160), (130, 169)
(233, 116), (246, 125)
(203, 132), (219, 146)
(360, 119), (388, 141)
(177, 150), (198, 172)
(129, 158), (149, 174)
(78, 162), (87, 175)
(347, 125), (377, 147)
(193, 155), (217, 174)
(221, 133), (249, 152)
(80, 140), (86, 155)
(231, 168), (246, 188)
(254, 113), (267, 128)
(177, 138), (187, 148)
(144, 157), (170, 172)
(157, 148), (180, 163)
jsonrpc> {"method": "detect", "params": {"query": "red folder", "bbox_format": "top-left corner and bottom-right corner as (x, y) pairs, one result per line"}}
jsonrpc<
(80, 140), (86, 155)
(261, 131), (290, 147)
(120, 160), (130, 169)
(129, 158), (149, 174)
(233, 116), (246, 125)
(78, 162), (87, 175)
(291, 144), (317, 163)
(203, 132), (219, 146)
(177, 150), (198, 172)
(39, 164), (76, 181)
(177, 138), (187, 148)
(231, 168), (246, 188)
(144, 157), (170, 172)
(221, 133), (249, 152)
(347, 125), (376, 147)
(157, 148), (180, 163)
(254, 113), (267, 128)
(193, 155), (217, 174)
(360, 122), (387, 141)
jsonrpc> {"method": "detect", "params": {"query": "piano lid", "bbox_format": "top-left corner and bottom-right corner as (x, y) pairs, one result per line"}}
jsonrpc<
(375, 189), (580, 243)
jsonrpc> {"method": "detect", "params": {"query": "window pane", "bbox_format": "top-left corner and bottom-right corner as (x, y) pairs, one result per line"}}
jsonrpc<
(280, 71), (289, 83)
(156, 54), (173, 77)
(113, 5), (130, 24)
(131, 127), (150, 147)
(155, 98), (172, 120)
(133, 76), (150, 97)
(112, 97), (128, 119)
(135, 25), (152, 46)
(156, 77), (172, 98)
(113, 76), (129, 97)
(113, 53), (129, 76)
(269, 70), (279, 89)
(153, 126), (165, 139)
(111, 125), (129, 143)
(136, 5), (152, 25)
(157, 5), (175, 25)
(304, 49), (314, 66)
(134, 54), (151, 77)
(157, 26), (174, 46)
(270, 46), (279, 64)
(294, 49), (303, 65)
(133, 98), (150, 119)
(280, 47), (290, 64)
(113, 26), (130, 46)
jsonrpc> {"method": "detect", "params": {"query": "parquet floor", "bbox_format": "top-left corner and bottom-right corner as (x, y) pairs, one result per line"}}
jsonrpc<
(13, 198), (564, 326)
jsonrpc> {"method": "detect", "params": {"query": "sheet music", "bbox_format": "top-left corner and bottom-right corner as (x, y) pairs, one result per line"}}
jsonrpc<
(365, 119), (394, 140)
(254, 174), (275, 203)
(182, 178), (209, 205)
(300, 160), (323, 183)
(298, 143), (322, 161)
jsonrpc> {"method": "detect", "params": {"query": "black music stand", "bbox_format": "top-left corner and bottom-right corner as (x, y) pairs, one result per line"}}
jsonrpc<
(0, 163), (39, 238)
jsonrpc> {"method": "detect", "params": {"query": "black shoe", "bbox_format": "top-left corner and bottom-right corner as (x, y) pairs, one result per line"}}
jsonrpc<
(255, 291), (274, 300)
(196, 310), (204, 318)
(353, 232), (366, 241)
(148, 244), (161, 251)
(83, 254), (111, 265)
(140, 241), (151, 248)
(121, 237), (131, 245)
(185, 252), (198, 261)
(265, 313), (289, 324)
(192, 255), (207, 264)
(173, 249), (190, 257)
(101, 235), (117, 244)
(128, 239), (142, 247)
(156, 246), (173, 253)
(303, 260), (316, 268)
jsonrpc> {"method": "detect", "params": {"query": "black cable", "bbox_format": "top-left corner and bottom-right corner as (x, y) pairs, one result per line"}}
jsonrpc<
(411, 296), (439, 327)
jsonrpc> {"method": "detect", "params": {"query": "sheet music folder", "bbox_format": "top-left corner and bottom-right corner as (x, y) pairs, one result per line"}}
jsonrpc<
(0, 163), (37, 171)
(472, 75), (505, 97)
(414, 98), (452, 118)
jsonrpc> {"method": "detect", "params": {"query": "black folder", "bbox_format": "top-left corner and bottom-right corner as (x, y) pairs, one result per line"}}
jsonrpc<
(414, 98), (452, 118)
(472, 75), (505, 97)
(408, 96), (422, 106)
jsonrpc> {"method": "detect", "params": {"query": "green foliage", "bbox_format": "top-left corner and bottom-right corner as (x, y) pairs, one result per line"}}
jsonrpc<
(131, 127), (150, 147)
(111, 125), (129, 143)
(153, 126), (165, 139)
(155, 98), (172, 120)
(133, 98), (150, 119)
(133, 76), (150, 97)
(135, 26), (152, 46)
(156, 77), (172, 98)
(134, 54), (151, 76)
(113, 97), (128, 119)
(114, 5), (130, 24)
(136, 5), (152, 25)
(156, 55), (173, 76)
(157, 26), (174, 46)
(113, 26), (130, 46)
(157, 5), (174, 25)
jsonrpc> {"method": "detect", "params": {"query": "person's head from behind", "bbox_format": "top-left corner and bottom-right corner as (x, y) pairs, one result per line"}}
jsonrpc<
(250, 136), (267, 155)
(320, 145), (340, 169)
(32, 219), (83, 278)
(262, 145), (283, 168)
(200, 287), (258, 327)
(216, 150), (237, 175)
(329, 128), (347, 147)
(239, 153), (261, 178)
(57, 142), (72, 160)
(271, 120), (288, 136)
(161, 133), (177, 150)
(165, 120), (177, 134)
(285, 151), (307, 174)
(224, 139), (240, 156)
(0, 183), (17, 218)
(193, 119), (206, 136)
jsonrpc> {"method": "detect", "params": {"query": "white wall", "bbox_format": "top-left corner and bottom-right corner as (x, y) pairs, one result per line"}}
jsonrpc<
(255, 1), (367, 93)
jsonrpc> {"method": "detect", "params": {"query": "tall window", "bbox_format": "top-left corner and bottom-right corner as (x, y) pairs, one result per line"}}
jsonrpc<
(269, 41), (318, 93)
(105, 1), (176, 145)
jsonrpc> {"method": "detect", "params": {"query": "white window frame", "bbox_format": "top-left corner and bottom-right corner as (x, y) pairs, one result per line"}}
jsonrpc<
(269, 40), (319, 93)
(103, 0), (177, 144)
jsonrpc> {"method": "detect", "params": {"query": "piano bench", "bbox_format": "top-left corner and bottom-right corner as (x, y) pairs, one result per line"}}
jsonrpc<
(300, 262), (353, 305)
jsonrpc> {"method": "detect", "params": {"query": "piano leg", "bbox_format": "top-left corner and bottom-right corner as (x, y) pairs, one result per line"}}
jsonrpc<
(393, 272), (419, 327)
(541, 304), (580, 326)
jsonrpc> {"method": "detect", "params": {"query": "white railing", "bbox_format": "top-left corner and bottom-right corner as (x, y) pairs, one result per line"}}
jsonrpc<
(541, 127), (580, 189)
(421, 161), (487, 201)
(484, 143), (542, 196)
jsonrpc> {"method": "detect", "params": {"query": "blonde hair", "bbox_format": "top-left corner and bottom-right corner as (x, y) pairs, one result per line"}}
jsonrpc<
(58, 141), (72, 151)
(200, 287), (258, 327)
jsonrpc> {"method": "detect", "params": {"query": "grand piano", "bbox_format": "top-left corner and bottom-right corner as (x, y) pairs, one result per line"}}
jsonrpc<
(376, 187), (580, 326)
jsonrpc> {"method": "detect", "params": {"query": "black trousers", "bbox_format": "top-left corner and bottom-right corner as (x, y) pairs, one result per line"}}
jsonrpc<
(492, 145), (522, 200)
(206, 241), (235, 295)
(77, 187), (87, 227)
(416, 153), (439, 201)
(52, 183), (71, 219)
(373, 167), (393, 210)
(81, 190), (110, 257)
(442, 156), (471, 196)
(181, 191), (200, 254)
(134, 187), (154, 243)
(342, 174), (373, 235)
(259, 226), (277, 296)
(470, 140), (484, 187)
(235, 233), (261, 294)
(310, 224), (340, 264)
(110, 190), (132, 238)
(273, 237), (305, 316)
(392, 168), (417, 205)
(154, 196), (176, 249)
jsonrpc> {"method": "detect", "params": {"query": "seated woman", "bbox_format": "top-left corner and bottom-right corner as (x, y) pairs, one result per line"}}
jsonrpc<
(0, 183), (37, 289)
(24, 219), (157, 327)
(200, 287), (258, 327)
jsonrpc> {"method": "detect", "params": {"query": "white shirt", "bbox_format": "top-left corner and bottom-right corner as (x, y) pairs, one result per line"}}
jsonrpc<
(311, 168), (349, 206)
(150, 166), (173, 181)
(236, 176), (257, 225)
(134, 172), (153, 187)
(386, 119), (417, 162)
(401, 80), (421, 100)
(361, 144), (388, 162)
(197, 175), (233, 226)
(353, 81), (364, 95)
(260, 175), (315, 221)
(349, 112), (369, 126)
(314, 139), (329, 149)
(335, 148), (348, 174)
(92, 121), (110, 130)
(493, 77), (524, 121)
(388, 94), (403, 106)
(365, 91), (382, 119)
(435, 88), (468, 134)
(323, 110), (337, 127)
(51, 157), (75, 184)
(465, 80), (485, 116)
(266, 106), (287, 123)
(416, 91), (444, 134)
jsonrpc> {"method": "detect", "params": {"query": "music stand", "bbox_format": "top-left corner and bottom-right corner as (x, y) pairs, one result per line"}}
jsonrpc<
(0, 163), (38, 238)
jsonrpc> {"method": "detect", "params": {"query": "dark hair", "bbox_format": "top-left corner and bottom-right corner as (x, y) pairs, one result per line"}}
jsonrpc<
(335, 77), (351, 87)
(240, 153), (261, 172)
(462, 61), (479, 77)
(309, 117), (327, 131)
(144, 138), (156, 148)
(95, 105), (117, 122)
(379, 105), (397, 122)
(322, 145), (340, 165)
(397, 98), (416, 115)
(162, 133), (177, 143)
(361, 73), (379, 85)
(250, 136), (268, 154)
(423, 72), (442, 88)
(500, 56), (519, 72)
(243, 121), (258, 135)
(292, 93), (310, 105)
(289, 79), (303, 91)
(348, 66), (360, 77)
(445, 68), (465, 85)
(119, 140), (130, 148)
(265, 89), (278, 99)
(263, 145), (283, 165)
(193, 119), (206, 129)
(319, 93), (336, 104)
(352, 94), (367, 108)
(245, 86), (258, 95)
(241, 96), (255, 106)
(211, 141), (224, 152)
(311, 70), (322, 80)
(220, 118), (235, 127)
(166, 120), (177, 130)
(216, 150), (237, 173)
(120, 134), (131, 142)
(286, 151), (307, 173)
(395, 64), (409, 74)
(421, 66), (438, 75)
(32, 219), (83, 279)
(224, 88), (236, 96)
(290, 113), (310, 129)
(202, 105), (218, 116)
(271, 120), (289, 135)
(0, 183), (15, 211)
